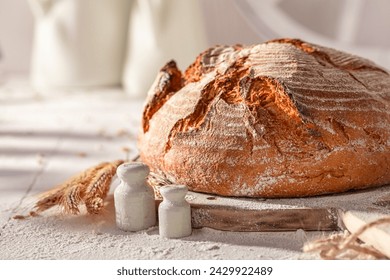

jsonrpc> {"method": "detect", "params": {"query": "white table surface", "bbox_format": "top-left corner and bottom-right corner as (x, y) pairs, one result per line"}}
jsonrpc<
(0, 77), (326, 260)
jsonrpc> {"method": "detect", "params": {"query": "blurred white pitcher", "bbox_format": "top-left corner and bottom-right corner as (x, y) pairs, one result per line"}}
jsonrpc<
(28, 0), (131, 89)
(122, 0), (208, 98)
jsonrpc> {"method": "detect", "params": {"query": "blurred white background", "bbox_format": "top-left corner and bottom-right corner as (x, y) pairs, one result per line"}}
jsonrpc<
(1, 0), (390, 93)
(0, 0), (34, 74)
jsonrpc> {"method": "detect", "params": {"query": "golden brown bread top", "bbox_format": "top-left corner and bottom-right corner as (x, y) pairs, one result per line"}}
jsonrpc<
(139, 38), (390, 197)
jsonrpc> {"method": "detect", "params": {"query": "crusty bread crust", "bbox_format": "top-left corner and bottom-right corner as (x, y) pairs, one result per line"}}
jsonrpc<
(138, 39), (390, 197)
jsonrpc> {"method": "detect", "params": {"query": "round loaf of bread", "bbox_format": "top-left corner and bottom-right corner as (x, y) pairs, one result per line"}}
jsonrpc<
(138, 39), (390, 197)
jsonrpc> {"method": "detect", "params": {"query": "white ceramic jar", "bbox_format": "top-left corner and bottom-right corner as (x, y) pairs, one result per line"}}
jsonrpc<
(114, 162), (156, 232)
(158, 185), (192, 239)
(28, 0), (131, 90)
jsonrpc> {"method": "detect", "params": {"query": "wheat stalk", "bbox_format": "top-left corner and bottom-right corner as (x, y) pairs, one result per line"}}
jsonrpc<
(147, 171), (174, 199)
(26, 160), (124, 217)
(304, 217), (390, 259)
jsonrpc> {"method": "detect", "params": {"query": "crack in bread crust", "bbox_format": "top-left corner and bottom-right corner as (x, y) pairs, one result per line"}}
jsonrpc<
(142, 61), (183, 133)
(162, 56), (304, 156)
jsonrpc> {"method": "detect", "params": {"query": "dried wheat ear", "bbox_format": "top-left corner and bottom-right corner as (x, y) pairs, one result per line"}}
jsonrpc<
(19, 160), (125, 217)
(304, 217), (390, 260)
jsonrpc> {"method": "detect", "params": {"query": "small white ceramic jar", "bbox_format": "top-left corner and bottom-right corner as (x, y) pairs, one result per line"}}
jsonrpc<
(114, 162), (156, 232)
(158, 184), (192, 239)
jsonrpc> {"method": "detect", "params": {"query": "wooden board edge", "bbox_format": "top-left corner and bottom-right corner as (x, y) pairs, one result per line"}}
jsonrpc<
(191, 204), (340, 232)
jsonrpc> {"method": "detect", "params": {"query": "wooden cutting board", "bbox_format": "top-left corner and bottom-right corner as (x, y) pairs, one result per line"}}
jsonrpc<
(172, 185), (390, 232)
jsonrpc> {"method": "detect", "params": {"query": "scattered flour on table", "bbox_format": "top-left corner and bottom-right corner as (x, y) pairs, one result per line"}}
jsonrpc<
(0, 208), (321, 260)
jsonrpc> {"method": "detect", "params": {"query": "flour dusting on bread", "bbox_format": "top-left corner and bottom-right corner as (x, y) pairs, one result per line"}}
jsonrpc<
(139, 39), (390, 198)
